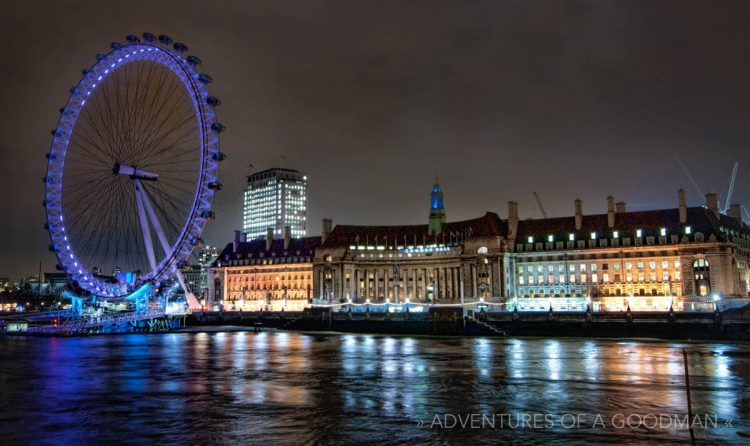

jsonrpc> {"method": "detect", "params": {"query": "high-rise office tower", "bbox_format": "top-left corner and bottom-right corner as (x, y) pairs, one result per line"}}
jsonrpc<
(243, 168), (307, 239)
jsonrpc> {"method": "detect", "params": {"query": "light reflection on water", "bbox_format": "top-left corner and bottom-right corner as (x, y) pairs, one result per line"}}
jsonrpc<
(0, 333), (747, 445)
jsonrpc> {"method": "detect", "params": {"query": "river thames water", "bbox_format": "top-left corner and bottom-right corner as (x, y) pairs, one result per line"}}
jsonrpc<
(0, 331), (747, 445)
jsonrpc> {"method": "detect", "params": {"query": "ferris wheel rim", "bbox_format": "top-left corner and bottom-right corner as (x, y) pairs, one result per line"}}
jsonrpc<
(44, 37), (222, 298)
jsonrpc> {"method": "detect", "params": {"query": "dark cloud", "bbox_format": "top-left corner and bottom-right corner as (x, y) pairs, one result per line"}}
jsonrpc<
(1, 0), (750, 279)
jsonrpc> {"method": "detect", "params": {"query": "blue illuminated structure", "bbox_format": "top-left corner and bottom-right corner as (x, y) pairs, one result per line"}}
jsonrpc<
(44, 33), (226, 307)
(428, 182), (446, 235)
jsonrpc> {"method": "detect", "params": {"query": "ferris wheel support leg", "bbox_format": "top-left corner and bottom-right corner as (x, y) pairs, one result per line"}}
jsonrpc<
(136, 180), (201, 311)
(175, 270), (202, 311)
(134, 181), (157, 272)
(135, 180), (172, 256)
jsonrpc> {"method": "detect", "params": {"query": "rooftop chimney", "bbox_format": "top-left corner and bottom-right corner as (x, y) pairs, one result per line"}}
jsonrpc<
(706, 193), (719, 219)
(574, 199), (583, 231)
(729, 203), (742, 222)
(322, 218), (332, 244)
(233, 230), (241, 252)
(615, 201), (626, 213)
(507, 201), (519, 240)
(266, 227), (273, 251)
(284, 225), (291, 250)
(678, 189), (687, 224)
(607, 196), (615, 229)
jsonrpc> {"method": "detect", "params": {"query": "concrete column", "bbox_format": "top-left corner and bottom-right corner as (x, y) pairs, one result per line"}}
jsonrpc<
(472, 264), (478, 298)
(434, 267), (440, 301)
(365, 269), (370, 301)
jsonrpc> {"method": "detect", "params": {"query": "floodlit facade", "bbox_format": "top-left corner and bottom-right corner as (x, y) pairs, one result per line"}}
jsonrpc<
(507, 191), (750, 311)
(208, 227), (320, 311)
(242, 168), (307, 240)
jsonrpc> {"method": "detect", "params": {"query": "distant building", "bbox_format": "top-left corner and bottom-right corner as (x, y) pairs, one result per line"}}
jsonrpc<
(242, 168), (307, 240)
(182, 246), (219, 299)
(208, 227), (320, 311)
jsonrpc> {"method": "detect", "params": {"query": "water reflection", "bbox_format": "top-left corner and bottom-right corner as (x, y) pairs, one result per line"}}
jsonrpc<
(0, 333), (746, 445)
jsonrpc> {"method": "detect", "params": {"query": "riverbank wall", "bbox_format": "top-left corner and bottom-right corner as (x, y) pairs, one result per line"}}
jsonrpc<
(186, 306), (750, 340)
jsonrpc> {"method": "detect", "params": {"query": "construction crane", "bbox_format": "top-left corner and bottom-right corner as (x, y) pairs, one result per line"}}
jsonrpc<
(674, 157), (705, 205)
(533, 191), (549, 218)
(722, 162), (739, 213)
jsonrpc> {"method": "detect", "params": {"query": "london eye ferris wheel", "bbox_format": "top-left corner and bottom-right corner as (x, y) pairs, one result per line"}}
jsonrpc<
(44, 33), (226, 304)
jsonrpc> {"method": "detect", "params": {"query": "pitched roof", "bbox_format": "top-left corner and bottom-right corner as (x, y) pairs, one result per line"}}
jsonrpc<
(212, 236), (321, 266)
(515, 206), (746, 242)
(321, 212), (505, 248)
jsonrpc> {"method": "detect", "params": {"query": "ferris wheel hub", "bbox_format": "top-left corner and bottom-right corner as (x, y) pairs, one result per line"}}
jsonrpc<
(113, 163), (159, 181)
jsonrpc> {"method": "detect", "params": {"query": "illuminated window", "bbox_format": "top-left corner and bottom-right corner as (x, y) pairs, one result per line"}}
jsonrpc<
(685, 226), (692, 234)
(528, 236), (534, 243)
(569, 233), (575, 241)
(613, 230), (619, 238)
(547, 235), (554, 242)
(625, 262), (632, 270)
(590, 232), (597, 240)
(660, 228), (667, 236)
(636, 229), (643, 237)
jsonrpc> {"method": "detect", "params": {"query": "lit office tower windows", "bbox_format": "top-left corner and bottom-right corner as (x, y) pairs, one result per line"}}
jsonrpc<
(242, 168), (307, 240)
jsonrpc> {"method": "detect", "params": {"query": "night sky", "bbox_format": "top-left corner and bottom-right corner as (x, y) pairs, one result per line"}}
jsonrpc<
(2, 0), (750, 280)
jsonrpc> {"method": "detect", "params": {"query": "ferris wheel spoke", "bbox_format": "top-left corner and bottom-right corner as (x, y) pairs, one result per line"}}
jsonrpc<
(134, 101), (194, 164)
(129, 73), (184, 162)
(130, 69), (180, 162)
(79, 100), (120, 162)
(69, 176), (123, 276)
(69, 124), (117, 165)
(90, 84), (121, 158)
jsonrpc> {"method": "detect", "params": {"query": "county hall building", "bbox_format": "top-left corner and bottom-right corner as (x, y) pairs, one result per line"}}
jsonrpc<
(313, 185), (750, 310)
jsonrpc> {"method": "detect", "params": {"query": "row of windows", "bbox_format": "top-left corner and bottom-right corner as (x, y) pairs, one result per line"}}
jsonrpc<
(518, 260), (681, 274)
(518, 271), (682, 285)
(527, 227), (692, 244)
